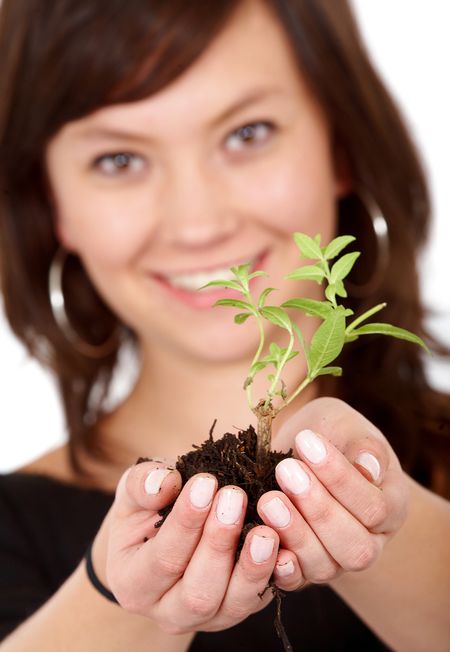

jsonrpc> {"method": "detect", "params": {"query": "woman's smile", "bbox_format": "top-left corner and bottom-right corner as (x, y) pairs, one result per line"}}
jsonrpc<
(45, 0), (345, 361)
(148, 248), (269, 309)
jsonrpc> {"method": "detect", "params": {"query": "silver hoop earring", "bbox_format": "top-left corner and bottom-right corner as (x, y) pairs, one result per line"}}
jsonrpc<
(345, 189), (390, 297)
(48, 247), (120, 358)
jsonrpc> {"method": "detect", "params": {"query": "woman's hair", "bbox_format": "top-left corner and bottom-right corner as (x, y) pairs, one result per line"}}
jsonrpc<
(1, 0), (449, 494)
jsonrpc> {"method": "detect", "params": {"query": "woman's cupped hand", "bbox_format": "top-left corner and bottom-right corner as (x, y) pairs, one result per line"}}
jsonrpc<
(262, 397), (410, 591)
(92, 460), (280, 635)
(92, 396), (409, 634)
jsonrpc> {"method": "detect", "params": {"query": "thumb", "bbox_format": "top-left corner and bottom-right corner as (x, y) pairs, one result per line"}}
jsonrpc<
(113, 460), (183, 520)
(90, 462), (182, 591)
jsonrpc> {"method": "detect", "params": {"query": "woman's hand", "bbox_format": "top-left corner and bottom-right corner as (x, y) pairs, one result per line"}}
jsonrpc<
(257, 397), (410, 591)
(91, 462), (279, 635)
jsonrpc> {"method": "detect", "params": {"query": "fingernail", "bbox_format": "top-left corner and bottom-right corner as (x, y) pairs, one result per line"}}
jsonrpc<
(260, 497), (291, 528)
(216, 488), (244, 525)
(277, 458), (310, 495)
(276, 559), (295, 577)
(250, 534), (275, 563)
(145, 468), (171, 495)
(295, 429), (327, 463)
(190, 476), (216, 508)
(355, 452), (381, 482)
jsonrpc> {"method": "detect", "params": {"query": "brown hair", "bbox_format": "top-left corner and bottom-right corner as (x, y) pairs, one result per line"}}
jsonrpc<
(1, 0), (449, 495)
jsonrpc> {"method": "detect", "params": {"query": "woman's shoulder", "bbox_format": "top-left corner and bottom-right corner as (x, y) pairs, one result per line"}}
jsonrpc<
(0, 445), (114, 546)
(0, 452), (115, 549)
(14, 444), (74, 482)
(6, 444), (117, 494)
(0, 447), (115, 595)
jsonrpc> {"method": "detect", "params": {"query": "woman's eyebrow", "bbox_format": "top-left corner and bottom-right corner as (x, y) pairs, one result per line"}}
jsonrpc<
(73, 86), (287, 143)
(207, 85), (287, 128)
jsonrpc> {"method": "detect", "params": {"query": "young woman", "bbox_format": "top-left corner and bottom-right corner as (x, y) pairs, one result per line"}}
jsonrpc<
(0, 0), (449, 650)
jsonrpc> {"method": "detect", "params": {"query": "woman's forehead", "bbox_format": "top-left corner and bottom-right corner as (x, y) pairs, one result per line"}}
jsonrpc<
(53, 1), (312, 144)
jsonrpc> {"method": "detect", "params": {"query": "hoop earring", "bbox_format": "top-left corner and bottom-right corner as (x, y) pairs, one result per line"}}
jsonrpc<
(345, 189), (390, 298)
(48, 247), (120, 358)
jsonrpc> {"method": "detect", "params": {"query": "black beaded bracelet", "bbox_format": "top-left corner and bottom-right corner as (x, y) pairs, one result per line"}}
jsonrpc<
(84, 540), (119, 604)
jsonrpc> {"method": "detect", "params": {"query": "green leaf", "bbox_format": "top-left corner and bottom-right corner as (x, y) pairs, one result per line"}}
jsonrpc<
(269, 342), (282, 359)
(260, 306), (293, 332)
(230, 262), (251, 281)
(349, 323), (430, 352)
(335, 279), (347, 298)
(260, 353), (277, 365)
(325, 284), (337, 304)
(286, 264), (326, 283)
(314, 234), (322, 246)
(214, 299), (254, 311)
(323, 235), (356, 260)
(291, 322), (306, 347)
(250, 360), (269, 375)
(258, 287), (277, 309)
(199, 279), (242, 292)
(267, 373), (276, 383)
(293, 232), (323, 260)
(308, 306), (346, 375)
(282, 298), (332, 319)
(313, 366), (343, 378)
(248, 270), (269, 281)
(330, 251), (360, 284)
(234, 312), (252, 324)
(292, 322), (310, 372)
(346, 303), (387, 333)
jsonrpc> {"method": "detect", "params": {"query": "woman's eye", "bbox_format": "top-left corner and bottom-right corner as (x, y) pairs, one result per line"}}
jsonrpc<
(225, 121), (276, 152)
(92, 152), (146, 176)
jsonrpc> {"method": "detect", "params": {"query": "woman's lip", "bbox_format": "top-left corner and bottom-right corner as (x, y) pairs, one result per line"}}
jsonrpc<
(153, 250), (266, 278)
(150, 249), (270, 310)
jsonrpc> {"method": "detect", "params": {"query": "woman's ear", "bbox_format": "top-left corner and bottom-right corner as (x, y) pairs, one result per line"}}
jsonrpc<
(54, 217), (76, 252)
(43, 164), (78, 252)
(332, 138), (353, 198)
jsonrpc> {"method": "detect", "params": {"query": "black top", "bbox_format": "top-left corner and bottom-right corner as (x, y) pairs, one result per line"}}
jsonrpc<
(0, 472), (391, 651)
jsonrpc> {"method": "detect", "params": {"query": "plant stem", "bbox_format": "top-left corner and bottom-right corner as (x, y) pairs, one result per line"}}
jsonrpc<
(253, 399), (278, 475)
(264, 330), (295, 409)
(346, 302), (387, 334)
(243, 289), (266, 411)
(283, 375), (313, 407)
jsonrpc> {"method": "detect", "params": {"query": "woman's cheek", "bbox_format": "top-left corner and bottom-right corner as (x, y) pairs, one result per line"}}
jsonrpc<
(233, 154), (337, 237)
(62, 191), (156, 267)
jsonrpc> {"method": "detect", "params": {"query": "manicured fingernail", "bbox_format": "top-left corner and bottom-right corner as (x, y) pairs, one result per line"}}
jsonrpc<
(276, 559), (295, 577)
(295, 429), (327, 463)
(190, 476), (216, 508)
(216, 488), (244, 525)
(355, 452), (381, 482)
(145, 468), (171, 495)
(260, 497), (291, 528)
(250, 534), (275, 563)
(277, 458), (310, 495)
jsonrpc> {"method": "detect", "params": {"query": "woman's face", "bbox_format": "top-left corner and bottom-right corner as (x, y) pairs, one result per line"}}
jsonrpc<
(45, 0), (350, 365)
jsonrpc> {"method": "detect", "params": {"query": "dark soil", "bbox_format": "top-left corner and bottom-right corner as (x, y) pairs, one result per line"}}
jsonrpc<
(135, 420), (295, 651)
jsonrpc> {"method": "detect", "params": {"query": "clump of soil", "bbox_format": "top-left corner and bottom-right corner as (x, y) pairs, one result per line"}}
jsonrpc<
(136, 419), (294, 651)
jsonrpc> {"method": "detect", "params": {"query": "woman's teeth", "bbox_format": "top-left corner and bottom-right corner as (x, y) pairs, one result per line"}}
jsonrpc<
(164, 261), (253, 292)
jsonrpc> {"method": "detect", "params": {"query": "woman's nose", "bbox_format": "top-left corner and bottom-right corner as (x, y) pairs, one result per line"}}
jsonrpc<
(156, 158), (238, 248)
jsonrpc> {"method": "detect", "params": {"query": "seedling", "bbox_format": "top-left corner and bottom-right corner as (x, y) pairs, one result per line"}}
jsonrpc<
(201, 232), (427, 475)
(140, 232), (427, 652)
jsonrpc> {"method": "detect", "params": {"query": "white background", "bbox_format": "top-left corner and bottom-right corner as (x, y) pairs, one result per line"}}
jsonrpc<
(1, 1), (449, 472)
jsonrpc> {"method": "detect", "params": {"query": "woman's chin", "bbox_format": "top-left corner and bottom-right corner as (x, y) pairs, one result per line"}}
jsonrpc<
(189, 327), (262, 365)
(140, 320), (263, 366)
